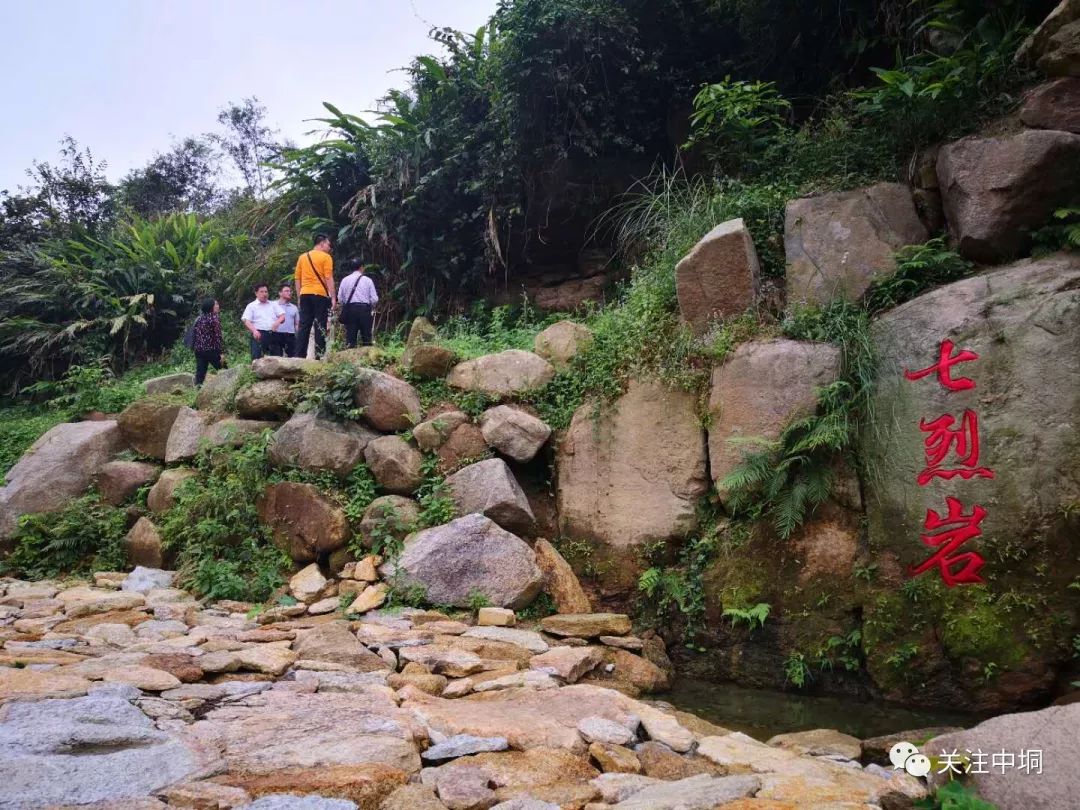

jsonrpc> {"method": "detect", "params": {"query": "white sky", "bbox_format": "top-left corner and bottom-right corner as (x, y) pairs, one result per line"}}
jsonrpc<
(0, 0), (497, 192)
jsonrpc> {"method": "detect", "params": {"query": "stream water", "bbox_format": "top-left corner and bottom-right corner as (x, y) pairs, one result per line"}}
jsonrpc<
(664, 678), (986, 741)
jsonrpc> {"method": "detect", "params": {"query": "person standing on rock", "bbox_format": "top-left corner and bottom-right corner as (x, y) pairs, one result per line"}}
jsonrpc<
(192, 298), (225, 386)
(274, 283), (300, 357)
(293, 233), (336, 358)
(338, 258), (379, 348)
(241, 282), (285, 360)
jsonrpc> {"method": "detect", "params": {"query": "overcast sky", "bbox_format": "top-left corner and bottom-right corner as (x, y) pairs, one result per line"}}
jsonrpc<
(0, 0), (497, 193)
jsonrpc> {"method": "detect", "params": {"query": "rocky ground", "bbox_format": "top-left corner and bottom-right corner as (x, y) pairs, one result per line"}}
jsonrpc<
(0, 566), (934, 810)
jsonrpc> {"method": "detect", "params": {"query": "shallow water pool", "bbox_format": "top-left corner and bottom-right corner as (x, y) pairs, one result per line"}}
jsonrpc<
(663, 678), (985, 741)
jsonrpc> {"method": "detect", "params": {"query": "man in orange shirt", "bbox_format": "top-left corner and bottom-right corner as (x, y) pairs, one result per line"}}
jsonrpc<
(293, 233), (337, 358)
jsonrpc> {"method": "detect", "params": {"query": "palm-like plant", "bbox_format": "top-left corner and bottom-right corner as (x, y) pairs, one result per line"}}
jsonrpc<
(0, 213), (242, 392)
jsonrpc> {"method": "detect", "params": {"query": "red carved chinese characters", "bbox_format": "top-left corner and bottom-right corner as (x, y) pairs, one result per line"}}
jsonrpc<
(904, 339), (991, 587)
(908, 497), (987, 586)
(904, 339), (980, 391)
(917, 410), (995, 486)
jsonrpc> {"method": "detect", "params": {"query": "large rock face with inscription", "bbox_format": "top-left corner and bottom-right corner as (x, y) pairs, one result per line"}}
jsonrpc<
(862, 253), (1080, 710)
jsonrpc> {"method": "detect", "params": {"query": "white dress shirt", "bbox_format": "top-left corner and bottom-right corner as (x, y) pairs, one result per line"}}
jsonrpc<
(339, 272), (378, 305)
(241, 299), (284, 331)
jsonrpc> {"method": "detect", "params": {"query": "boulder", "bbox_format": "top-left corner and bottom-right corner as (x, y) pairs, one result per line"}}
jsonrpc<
(541, 614), (632, 638)
(675, 218), (761, 334)
(529, 273), (608, 311)
(144, 372), (194, 396)
(447, 350), (556, 398)
(1040, 18), (1080, 76)
(269, 412), (378, 478)
(252, 356), (322, 380)
(202, 418), (277, 449)
(257, 482), (351, 563)
(165, 407), (219, 463)
(609, 774), (759, 809)
(413, 411), (470, 451)
(95, 460), (161, 506)
(864, 254), (1080, 709)
(533, 539), (591, 614)
(125, 517), (165, 568)
(349, 583), (389, 614)
(118, 398), (184, 459)
(289, 563), (328, 602)
(0, 420), (122, 542)
(937, 129), (1080, 262)
(1018, 0), (1080, 68)
(463, 626), (549, 654)
(234, 379), (295, 420)
(292, 622), (389, 672)
(357, 495), (420, 549)
(188, 689), (421, 776)
(0, 693), (220, 808)
(589, 742), (642, 774)
(581, 648), (671, 696)
(445, 459), (535, 534)
(1021, 77), (1080, 133)
(365, 435), (424, 495)
(479, 406), (552, 463)
(579, 717), (637, 747)
(0, 667), (92, 701)
(785, 182), (927, 306)
(766, 728), (861, 760)
(924, 704), (1079, 808)
(529, 647), (601, 683)
(195, 366), (244, 410)
(477, 607), (516, 627)
(434, 423), (490, 473)
(533, 321), (593, 370)
(147, 468), (197, 515)
(380, 514), (542, 609)
(405, 345), (459, 379)
(707, 339), (841, 502)
(405, 316), (438, 349)
(422, 734), (509, 762)
(353, 369), (422, 432)
(556, 379), (708, 575)
(402, 684), (677, 755)
(121, 566), (175, 593)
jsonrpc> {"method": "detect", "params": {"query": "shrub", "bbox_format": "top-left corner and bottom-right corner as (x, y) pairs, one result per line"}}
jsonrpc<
(685, 78), (791, 174)
(160, 431), (290, 602)
(3, 494), (127, 579)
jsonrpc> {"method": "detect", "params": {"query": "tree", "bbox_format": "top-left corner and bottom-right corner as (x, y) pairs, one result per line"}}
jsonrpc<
(212, 97), (283, 196)
(4, 137), (116, 242)
(118, 137), (224, 217)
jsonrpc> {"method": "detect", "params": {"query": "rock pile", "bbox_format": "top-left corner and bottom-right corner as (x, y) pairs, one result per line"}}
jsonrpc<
(0, 572), (930, 809)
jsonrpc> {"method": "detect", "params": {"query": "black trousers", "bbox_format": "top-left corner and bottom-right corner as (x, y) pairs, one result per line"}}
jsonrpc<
(343, 303), (373, 347)
(296, 294), (330, 358)
(276, 332), (296, 357)
(249, 330), (276, 359)
(194, 350), (222, 386)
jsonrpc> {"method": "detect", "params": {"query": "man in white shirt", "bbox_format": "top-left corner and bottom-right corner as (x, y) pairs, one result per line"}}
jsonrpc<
(274, 284), (300, 357)
(241, 282), (285, 360)
(338, 259), (379, 347)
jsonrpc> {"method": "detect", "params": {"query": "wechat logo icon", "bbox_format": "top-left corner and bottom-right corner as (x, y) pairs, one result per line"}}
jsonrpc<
(890, 741), (932, 778)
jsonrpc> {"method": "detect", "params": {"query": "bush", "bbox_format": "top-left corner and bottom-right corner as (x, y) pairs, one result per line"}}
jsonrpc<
(685, 78), (791, 174)
(160, 431), (290, 602)
(3, 493), (128, 579)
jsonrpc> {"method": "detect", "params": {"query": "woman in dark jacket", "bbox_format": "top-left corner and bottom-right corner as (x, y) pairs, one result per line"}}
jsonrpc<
(192, 298), (225, 386)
